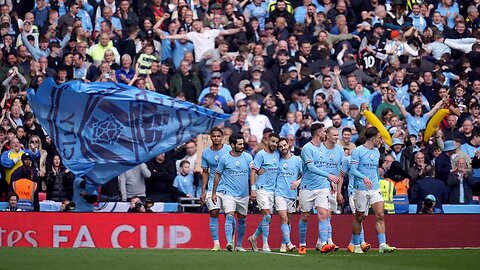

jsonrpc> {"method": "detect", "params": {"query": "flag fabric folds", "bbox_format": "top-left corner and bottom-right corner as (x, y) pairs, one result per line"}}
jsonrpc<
(27, 78), (229, 185)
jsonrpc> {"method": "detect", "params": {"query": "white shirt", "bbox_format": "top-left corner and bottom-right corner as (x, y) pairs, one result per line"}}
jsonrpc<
(186, 29), (220, 62)
(247, 113), (273, 142)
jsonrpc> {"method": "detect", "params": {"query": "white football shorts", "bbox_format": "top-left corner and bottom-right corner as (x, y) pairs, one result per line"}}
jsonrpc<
(299, 189), (330, 212)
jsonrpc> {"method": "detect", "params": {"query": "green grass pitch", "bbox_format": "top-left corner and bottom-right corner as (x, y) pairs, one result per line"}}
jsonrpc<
(1, 248), (479, 270)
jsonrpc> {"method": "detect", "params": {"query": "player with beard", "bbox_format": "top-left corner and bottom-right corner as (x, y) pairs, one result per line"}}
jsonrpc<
(212, 134), (253, 251)
(248, 133), (280, 252)
(275, 137), (302, 252)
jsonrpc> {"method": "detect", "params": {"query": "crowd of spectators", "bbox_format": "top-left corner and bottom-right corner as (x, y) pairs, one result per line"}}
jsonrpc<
(1, 0), (480, 212)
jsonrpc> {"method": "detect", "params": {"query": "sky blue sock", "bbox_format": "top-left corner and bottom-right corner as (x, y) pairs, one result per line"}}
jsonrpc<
(225, 215), (235, 244)
(350, 234), (354, 245)
(299, 219), (307, 246)
(281, 223), (290, 244)
(360, 226), (365, 244)
(353, 234), (361, 245)
(253, 223), (262, 240)
(378, 233), (386, 245)
(319, 220), (328, 245)
(210, 217), (219, 241)
(327, 217), (332, 240)
(261, 214), (271, 245)
(237, 218), (246, 247)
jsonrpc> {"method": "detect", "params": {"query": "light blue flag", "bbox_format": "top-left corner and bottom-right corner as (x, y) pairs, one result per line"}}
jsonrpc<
(27, 78), (229, 185)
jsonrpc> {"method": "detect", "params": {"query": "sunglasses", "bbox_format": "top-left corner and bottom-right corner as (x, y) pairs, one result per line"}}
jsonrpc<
(238, 104), (246, 107)
(31, 140), (39, 143)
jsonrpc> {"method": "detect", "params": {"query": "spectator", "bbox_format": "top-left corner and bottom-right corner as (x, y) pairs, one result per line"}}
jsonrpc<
(145, 153), (177, 202)
(447, 158), (476, 204)
(435, 140), (456, 184)
(279, 111), (300, 138)
(411, 165), (448, 213)
(46, 154), (73, 202)
(169, 59), (202, 103)
(10, 152), (39, 211)
(1, 137), (39, 185)
(338, 127), (355, 152)
(118, 163), (151, 202)
(173, 160), (195, 197)
(127, 196), (153, 213)
(2, 191), (22, 211)
(247, 103), (273, 142)
(408, 151), (428, 192)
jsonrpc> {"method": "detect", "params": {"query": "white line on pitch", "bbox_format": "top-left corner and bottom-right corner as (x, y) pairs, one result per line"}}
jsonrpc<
(258, 251), (304, 257)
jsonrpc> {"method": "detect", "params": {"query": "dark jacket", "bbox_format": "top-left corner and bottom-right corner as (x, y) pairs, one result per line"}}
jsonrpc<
(46, 167), (74, 202)
(447, 172), (476, 204)
(411, 176), (448, 213)
(435, 153), (452, 183)
(145, 154), (177, 202)
(169, 71), (202, 102)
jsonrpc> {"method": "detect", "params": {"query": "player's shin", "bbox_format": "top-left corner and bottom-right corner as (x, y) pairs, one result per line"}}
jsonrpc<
(299, 219), (308, 246)
(225, 214), (236, 245)
(319, 220), (329, 246)
(237, 217), (246, 247)
(210, 217), (219, 242)
(281, 223), (290, 244)
(261, 214), (271, 246)
(327, 217), (333, 244)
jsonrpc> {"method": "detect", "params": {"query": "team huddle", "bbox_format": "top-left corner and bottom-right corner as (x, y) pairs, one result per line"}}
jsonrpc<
(200, 125), (396, 254)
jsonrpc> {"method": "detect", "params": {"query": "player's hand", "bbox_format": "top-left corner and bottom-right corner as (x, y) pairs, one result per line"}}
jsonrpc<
(200, 192), (206, 203)
(328, 174), (340, 184)
(290, 180), (300, 190)
(330, 181), (337, 193)
(337, 193), (344, 205)
(257, 168), (265, 175)
(250, 190), (257, 202)
(211, 193), (217, 204)
(364, 177), (373, 190)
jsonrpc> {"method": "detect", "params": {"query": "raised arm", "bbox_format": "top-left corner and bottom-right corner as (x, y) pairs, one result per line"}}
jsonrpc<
(219, 27), (245, 36)
(426, 99), (444, 118)
(395, 98), (409, 119)
(153, 13), (171, 36)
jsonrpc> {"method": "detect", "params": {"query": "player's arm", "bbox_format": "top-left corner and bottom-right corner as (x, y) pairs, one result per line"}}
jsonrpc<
(306, 162), (340, 183)
(250, 166), (258, 200)
(349, 159), (373, 189)
(290, 174), (302, 190)
(211, 171), (221, 203)
(200, 168), (209, 203)
(336, 171), (344, 204)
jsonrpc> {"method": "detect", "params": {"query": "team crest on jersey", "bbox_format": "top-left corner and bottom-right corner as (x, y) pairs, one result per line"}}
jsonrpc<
(283, 162), (288, 168)
(214, 155), (219, 161)
(235, 161), (241, 167)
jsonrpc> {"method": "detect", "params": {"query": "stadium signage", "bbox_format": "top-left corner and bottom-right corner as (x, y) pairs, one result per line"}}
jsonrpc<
(1, 213), (480, 248)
